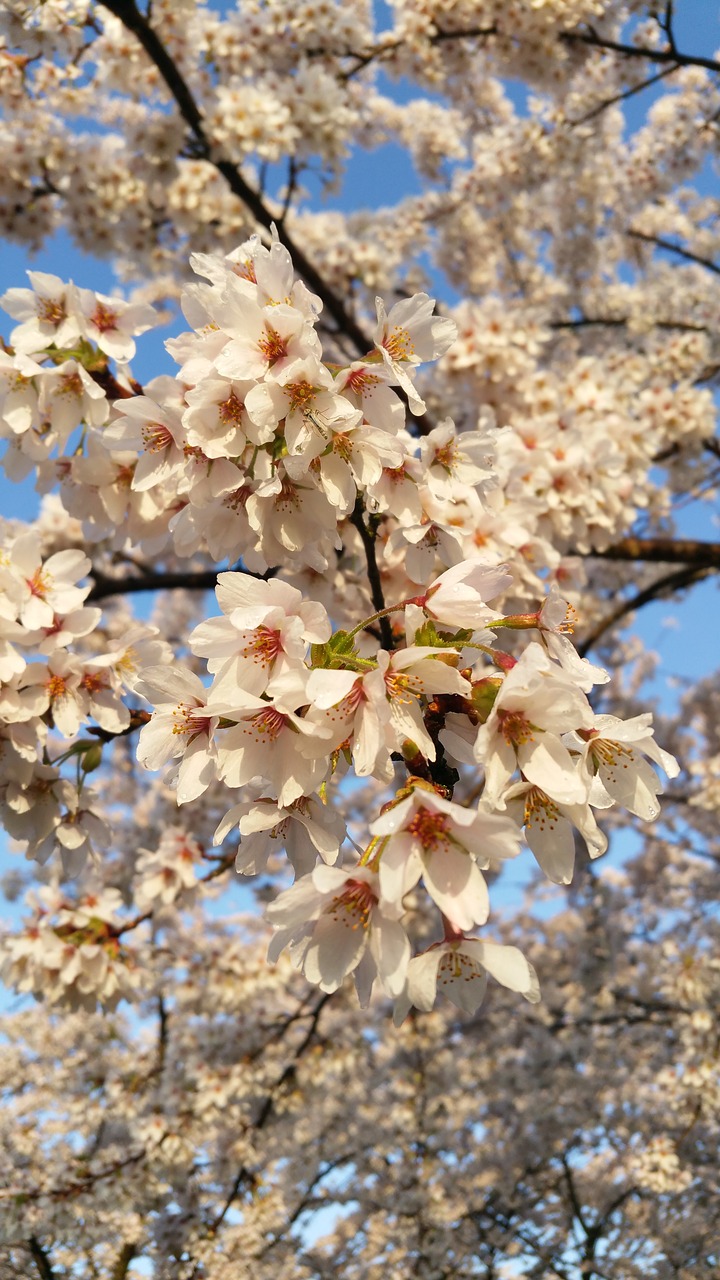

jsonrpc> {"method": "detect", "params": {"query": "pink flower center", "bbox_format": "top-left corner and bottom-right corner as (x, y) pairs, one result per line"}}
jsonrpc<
(47, 673), (68, 700)
(81, 671), (107, 695)
(27, 567), (50, 599)
(258, 324), (288, 364)
(172, 702), (210, 737)
(406, 806), (451, 851)
(327, 878), (376, 931)
(384, 671), (421, 704)
(218, 391), (245, 426)
(245, 708), (287, 740)
(497, 709), (535, 747)
(382, 325), (415, 362)
(523, 786), (559, 828)
(590, 739), (635, 768)
(90, 301), (119, 334)
(285, 380), (317, 412)
(433, 441), (458, 469)
(58, 370), (83, 399)
(437, 949), (482, 988)
(142, 422), (175, 453)
(344, 368), (380, 395)
(223, 485), (251, 512)
(241, 626), (282, 666)
(38, 296), (67, 326)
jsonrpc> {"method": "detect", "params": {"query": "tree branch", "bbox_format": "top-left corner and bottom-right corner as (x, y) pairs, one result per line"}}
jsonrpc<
(550, 315), (707, 333)
(349, 498), (394, 649)
(586, 536), (720, 569)
(562, 26), (720, 76)
(578, 563), (713, 656)
(28, 1238), (57, 1280)
(87, 566), (222, 602)
(627, 230), (720, 277)
(111, 1243), (139, 1280)
(98, 0), (373, 357)
(207, 993), (330, 1237)
(567, 61), (681, 126)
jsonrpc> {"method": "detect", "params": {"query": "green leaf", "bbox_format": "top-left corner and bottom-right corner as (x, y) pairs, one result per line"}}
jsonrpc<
(311, 630), (360, 669)
(412, 620), (474, 649)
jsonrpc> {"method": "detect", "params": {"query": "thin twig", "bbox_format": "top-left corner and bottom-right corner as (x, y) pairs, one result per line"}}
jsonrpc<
(578, 564), (713, 656)
(628, 229), (720, 277)
(567, 61), (680, 126)
(562, 26), (720, 76)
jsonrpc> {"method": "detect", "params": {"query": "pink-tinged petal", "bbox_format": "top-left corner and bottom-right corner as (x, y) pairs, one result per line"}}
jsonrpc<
(370, 794), (416, 837)
(266, 875), (327, 928)
(476, 730), (517, 799)
(137, 717), (179, 769)
(524, 805), (576, 884)
(599, 754), (665, 820)
(406, 658), (470, 697)
(378, 833), (422, 906)
(405, 950), (442, 1011)
(519, 736), (588, 805)
(369, 914), (410, 997)
(132, 452), (179, 493)
(353, 701), (385, 778)
(306, 668), (360, 708)
(176, 737), (215, 804)
(21, 596), (54, 631)
(389, 700), (436, 761)
(423, 847), (489, 930)
(311, 863), (358, 894)
(435, 949), (488, 1014)
(44, 549), (91, 581)
(134, 666), (206, 704)
(298, 809), (345, 861)
(353, 950), (377, 1009)
(213, 802), (247, 844)
(465, 940), (541, 1003)
(301, 913), (367, 992)
(52, 696), (83, 738)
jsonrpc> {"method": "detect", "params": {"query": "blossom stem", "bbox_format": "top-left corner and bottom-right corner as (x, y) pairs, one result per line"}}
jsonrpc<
(346, 598), (422, 642)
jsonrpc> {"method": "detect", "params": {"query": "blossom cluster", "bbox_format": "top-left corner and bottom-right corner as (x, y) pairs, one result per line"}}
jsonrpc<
(0, 525), (170, 878)
(134, 558), (678, 1019)
(0, 236), (679, 1019)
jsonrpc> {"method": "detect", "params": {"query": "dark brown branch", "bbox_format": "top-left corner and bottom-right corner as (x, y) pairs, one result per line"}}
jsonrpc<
(560, 1154), (592, 1237)
(562, 26), (720, 76)
(111, 1243), (139, 1280)
(208, 994), (330, 1236)
(88, 566), (222, 602)
(338, 24), (496, 80)
(28, 1238), (56, 1280)
(349, 498), (394, 650)
(567, 61), (680, 126)
(98, 0), (373, 357)
(578, 564), (713, 656)
(550, 315), (707, 333)
(587, 536), (720, 569)
(627, 230), (720, 277)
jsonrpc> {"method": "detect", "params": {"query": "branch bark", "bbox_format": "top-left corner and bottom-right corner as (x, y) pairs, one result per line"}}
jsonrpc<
(99, 0), (373, 356)
(111, 1242), (139, 1280)
(586, 536), (720, 570)
(578, 563), (713, 656)
(28, 1237), (57, 1280)
(562, 26), (720, 76)
(627, 230), (720, 277)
